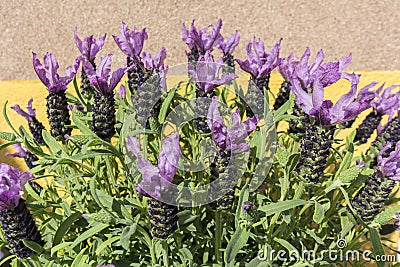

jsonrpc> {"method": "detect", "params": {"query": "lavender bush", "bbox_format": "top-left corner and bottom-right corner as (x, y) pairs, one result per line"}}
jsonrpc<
(0, 19), (400, 267)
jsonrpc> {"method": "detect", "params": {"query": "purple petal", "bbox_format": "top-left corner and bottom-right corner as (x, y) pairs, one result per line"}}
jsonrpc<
(339, 53), (352, 71)
(82, 58), (96, 76)
(91, 34), (106, 60)
(32, 52), (50, 87)
(158, 132), (181, 181)
(218, 31), (240, 54)
(89, 76), (109, 93)
(5, 143), (30, 158)
(207, 96), (225, 129)
(118, 84), (126, 99)
(109, 67), (127, 92)
(11, 99), (36, 122)
(96, 54), (112, 81)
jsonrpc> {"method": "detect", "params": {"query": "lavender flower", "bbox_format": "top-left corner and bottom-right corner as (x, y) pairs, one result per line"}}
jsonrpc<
(33, 52), (80, 140)
(236, 38), (282, 90)
(207, 96), (258, 153)
(292, 72), (372, 125)
(189, 51), (237, 133)
(113, 22), (148, 94)
(274, 53), (296, 110)
(6, 143), (38, 169)
(189, 51), (237, 95)
(292, 70), (375, 183)
(0, 164), (43, 258)
(182, 19), (223, 55)
(395, 213), (400, 230)
(113, 22), (148, 60)
(207, 97), (258, 209)
(217, 31), (240, 73)
(351, 141), (400, 222)
(11, 99), (45, 145)
(74, 30), (106, 62)
(355, 84), (399, 144)
(242, 201), (252, 213)
(0, 164), (32, 211)
(132, 48), (168, 130)
(126, 132), (181, 239)
(141, 47), (168, 91)
(83, 54), (127, 140)
(74, 29), (106, 95)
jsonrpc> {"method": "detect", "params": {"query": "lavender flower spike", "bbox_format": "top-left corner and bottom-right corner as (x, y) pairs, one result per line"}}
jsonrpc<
(74, 30), (106, 62)
(141, 47), (169, 91)
(0, 164), (32, 211)
(11, 99), (46, 145)
(274, 53), (296, 110)
(126, 133), (181, 239)
(0, 164), (43, 258)
(33, 52), (80, 92)
(207, 96), (258, 152)
(236, 38), (282, 90)
(127, 132), (181, 199)
(84, 54), (127, 140)
(351, 141), (400, 222)
(355, 83), (398, 144)
(182, 19), (223, 53)
(84, 54), (127, 94)
(218, 31), (240, 73)
(113, 22), (148, 60)
(291, 72), (372, 125)
(189, 51), (237, 94)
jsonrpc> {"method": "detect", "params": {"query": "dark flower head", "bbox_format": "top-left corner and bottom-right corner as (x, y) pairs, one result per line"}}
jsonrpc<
(83, 54), (127, 94)
(5, 143), (30, 159)
(217, 31), (240, 55)
(372, 84), (400, 119)
(74, 29), (106, 61)
(0, 164), (33, 211)
(378, 141), (400, 181)
(141, 47), (168, 90)
(126, 132), (181, 199)
(236, 38), (282, 79)
(207, 96), (258, 152)
(182, 19), (223, 52)
(292, 70), (375, 125)
(395, 212), (400, 230)
(33, 52), (80, 92)
(278, 53), (296, 81)
(11, 99), (36, 122)
(113, 22), (148, 59)
(189, 51), (237, 92)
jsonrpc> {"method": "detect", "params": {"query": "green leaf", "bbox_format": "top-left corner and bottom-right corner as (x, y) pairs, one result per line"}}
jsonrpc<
(0, 255), (16, 266)
(120, 224), (137, 250)
(22, 240), (45, 254)
(225, 227), (249, 264)
(67, 223), (109, 252)
(337, 166), (361, 184)
(71, 247), (88, 267)
(0, 132), (16, 141)
(286, 153), (300, 174)
(42, 130), (65, 156)
(179, 247), (193, 262)
(0, 141), (19, 151)
(72, 112), (95, 136)
(273, 93), (295, 122)
(158, 88), (176, 124)
(374, 205), (400, 225)
(313, 201), (325, 224)
(53, 212), (82, 246)
(370, 228), (385, 267)
(259, 199), (309, 217)
(2, 101), (20, 136)
(334, 142), (354, 180)
(95, 236), (120, 255)
(51, 242), (72, 256)
(274, 238), (298, 254)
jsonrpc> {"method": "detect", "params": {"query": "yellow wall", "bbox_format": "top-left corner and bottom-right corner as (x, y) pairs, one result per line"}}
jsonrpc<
(1, 71), (400, 169)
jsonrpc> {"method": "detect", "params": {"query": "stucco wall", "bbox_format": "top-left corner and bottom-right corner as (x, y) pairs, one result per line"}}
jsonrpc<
(1, 0), (400, 80)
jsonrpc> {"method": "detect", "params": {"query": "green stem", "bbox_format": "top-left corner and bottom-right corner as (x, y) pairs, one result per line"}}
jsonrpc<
(162, 239), (169, 267)
(150, 239), (157, 265)
(215, 210), (222, 264)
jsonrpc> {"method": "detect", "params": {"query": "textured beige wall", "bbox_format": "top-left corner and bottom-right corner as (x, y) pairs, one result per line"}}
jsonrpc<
(0, 0), (399, 80)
